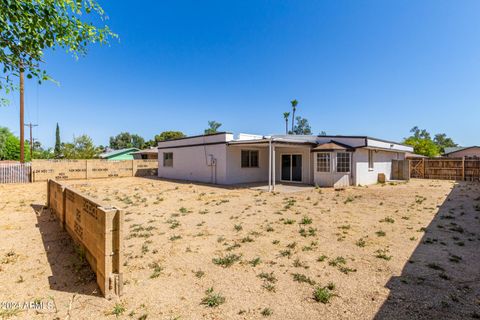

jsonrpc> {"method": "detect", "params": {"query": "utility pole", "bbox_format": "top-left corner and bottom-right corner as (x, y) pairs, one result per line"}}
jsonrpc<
(19, 68), (25, 163)
(25, 122), (38, 160)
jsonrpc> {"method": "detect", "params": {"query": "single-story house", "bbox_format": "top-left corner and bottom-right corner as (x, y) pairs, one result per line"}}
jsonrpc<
(157, 132), (413, 189)
(98, 147), (139, 160)
(443, 146), (480, 158)
(132, 148), (159, 160)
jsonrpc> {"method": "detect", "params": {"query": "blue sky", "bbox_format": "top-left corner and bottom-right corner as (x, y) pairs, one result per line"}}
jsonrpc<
(1, 0), (480, 148)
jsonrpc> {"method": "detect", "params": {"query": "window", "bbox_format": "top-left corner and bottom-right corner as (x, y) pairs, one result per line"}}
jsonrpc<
(316, 153), (330, 172)
(336, 152), (351, 173)
(241, 150), (259, 168)
(163, 152), (173, 167)
(368, 150), (374, 170)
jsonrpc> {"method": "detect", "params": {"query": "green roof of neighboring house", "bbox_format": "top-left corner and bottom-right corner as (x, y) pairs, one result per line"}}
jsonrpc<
(98, 148), (139, 160)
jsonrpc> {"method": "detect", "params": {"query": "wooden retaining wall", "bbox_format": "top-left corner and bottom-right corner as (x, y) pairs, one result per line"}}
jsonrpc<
(33, 159), (157, 182)
(47, 180), (124, 298)
(410, 158), (480, 181)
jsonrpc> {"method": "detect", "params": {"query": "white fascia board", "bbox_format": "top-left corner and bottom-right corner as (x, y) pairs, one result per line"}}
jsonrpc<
(366, 138), (413, 152)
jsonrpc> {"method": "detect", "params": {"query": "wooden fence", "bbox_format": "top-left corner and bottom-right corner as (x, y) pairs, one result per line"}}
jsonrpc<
(410, 158), (480, 181)
(32, 159), (158, 182)
(0, 162), (31, 184)
(391, 160), (410, 180)
(47, 180), (124, 298)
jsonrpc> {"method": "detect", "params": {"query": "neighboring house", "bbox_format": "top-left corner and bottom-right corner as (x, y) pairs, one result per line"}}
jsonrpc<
(157, 132), (413, 188)
(405, 152), (427, 159)
(132, 148), (159, 160)
(443, 146), (480, 158)
(98, 148), (139, 160)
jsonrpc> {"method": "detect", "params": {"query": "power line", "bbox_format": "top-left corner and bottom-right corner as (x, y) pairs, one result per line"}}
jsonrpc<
(24, 122), (39, 159)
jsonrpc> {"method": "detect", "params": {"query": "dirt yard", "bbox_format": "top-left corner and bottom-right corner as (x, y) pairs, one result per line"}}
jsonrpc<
(0, 178), (479, 319)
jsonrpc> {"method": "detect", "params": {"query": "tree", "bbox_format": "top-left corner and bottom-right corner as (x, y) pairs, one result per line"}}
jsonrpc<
(204, 121), (222, 135)
(292, 116), (312, 135)
(54, 123), (61, 158)
(283, 112), (290, 134)
(290, 99), (298, 133)
(0, 127), (30, 160)
(155, 131), (186, 142)
(109, 132), (145, 149)
(403, 127), (439, 157)
(61, 135), (97, 159)
(319, 131), (327, 136)
(0, 0), (116, 105)
(433, 133), (457, 154)
(131, 134), (145, 149)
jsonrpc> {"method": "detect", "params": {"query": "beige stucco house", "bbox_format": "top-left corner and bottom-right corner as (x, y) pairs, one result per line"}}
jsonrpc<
(156, 132), (413, 189)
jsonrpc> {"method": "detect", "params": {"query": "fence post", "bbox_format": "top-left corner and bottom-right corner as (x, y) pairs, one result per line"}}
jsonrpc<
(462, 157), (465, 181)
(422, 158), (425, 178)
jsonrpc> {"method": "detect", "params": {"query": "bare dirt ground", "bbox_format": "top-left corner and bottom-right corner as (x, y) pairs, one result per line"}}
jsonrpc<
(0, 178), (479, 320)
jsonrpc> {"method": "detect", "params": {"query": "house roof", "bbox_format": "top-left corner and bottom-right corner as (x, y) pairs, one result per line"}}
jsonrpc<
(405, 152), (427, 158)
(311, 141), (355, 152)
(98, 147), (139, 158)
(132, 148), (158, 154)
(444, 146), (480, 155)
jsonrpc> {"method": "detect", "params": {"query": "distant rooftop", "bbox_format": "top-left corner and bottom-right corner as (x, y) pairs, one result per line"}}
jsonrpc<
(444, 146), (480, 155)
(98, 147), (139, 158)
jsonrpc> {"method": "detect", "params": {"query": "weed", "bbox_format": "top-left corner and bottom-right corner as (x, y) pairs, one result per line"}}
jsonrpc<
(299, 227), (317, 237)
(375, 230), (386, 237)
(292, 273), (316, 285)
(313, 286), (334, 303)
(258, 272), (277, 283)
(169, 235), (182, 241)
(201, 287), (225, 307)
(149, 262), (163, 278)
(344, 196), (354, 204)
(380, 217), (395, 223)
(249, 257), (261, 267)
(241, 236), (254, 243)
(300, 216), (313, 225)
(375, 249), (392, 261)
(261, 308), (273, 317)
(194, 270), (205, 278)
(356, 238), (366, 247)
(212, 254), (241, 267)
(328, 256), (346, 267)
(293, 258), (308, 269)
(284, 219), (295, 225)
(317, 255), (328, 262)
(110, 303), (126, 317)
(262, 282), (276, 292)
(234, 224), (243, 231)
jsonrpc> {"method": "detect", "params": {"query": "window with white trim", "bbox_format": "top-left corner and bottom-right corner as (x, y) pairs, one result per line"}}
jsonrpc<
(316, 153), (330, 172)
(336, 152), (351, 173)
(163, 152), (173, 167)
(241, 150), (259, 168)
(368, 150), (374, 170)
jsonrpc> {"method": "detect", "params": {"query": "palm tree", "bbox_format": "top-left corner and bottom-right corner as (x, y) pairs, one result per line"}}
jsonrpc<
(283, 112), (290, 134)
(290, 99), (298, 133)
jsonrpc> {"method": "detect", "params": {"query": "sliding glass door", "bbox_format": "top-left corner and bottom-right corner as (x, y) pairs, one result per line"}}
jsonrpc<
(281, 154), (302, 182)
